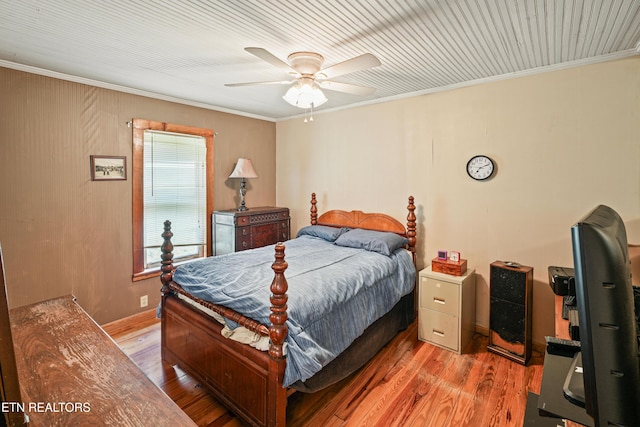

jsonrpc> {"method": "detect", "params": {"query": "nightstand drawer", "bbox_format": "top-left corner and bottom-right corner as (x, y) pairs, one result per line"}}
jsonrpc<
(418, 308), (459, 351)
(420, 277), (459, 316)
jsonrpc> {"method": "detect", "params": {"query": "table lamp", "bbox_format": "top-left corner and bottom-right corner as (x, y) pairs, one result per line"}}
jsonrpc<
(229, 158), (258, 211)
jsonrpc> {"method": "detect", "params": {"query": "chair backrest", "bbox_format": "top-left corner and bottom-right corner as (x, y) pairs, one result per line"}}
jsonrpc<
(0, 244), (27, 426)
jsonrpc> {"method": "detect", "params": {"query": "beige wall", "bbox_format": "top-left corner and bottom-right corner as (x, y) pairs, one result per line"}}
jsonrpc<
(276, 57), (640, 346)
(0, 67), (276, 324)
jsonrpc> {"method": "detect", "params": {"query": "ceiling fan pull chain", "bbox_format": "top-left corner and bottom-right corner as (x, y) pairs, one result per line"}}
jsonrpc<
(303, 105), (315, 123)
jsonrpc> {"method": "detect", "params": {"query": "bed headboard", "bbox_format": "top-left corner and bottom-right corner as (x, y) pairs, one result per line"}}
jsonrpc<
(308, 193), (417, 261)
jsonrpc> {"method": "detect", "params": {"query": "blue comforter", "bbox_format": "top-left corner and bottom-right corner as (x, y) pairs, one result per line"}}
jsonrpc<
(172, 235), (415, 387)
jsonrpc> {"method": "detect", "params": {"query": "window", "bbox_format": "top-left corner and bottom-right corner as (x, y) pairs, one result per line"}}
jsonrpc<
(132, 119), (214, 280)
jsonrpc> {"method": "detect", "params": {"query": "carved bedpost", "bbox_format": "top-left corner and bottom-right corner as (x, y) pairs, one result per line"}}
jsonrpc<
(310, 192), (318, 225)
(160, 220), (175, 293)
(406, 196), (417, 264)
(269, 243), (289, 359)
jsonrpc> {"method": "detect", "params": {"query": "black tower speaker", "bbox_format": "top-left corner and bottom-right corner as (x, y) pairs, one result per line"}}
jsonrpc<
(488, 261), (533, 365)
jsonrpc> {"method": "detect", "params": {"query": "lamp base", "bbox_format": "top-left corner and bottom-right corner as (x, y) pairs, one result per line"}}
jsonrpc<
(237, 178), (249, 211)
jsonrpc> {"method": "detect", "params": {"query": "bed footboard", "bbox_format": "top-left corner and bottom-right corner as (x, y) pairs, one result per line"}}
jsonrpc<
(160, 220), (288, 427)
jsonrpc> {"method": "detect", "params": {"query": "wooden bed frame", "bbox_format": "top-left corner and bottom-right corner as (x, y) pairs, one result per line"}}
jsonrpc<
(159, 193), (416, 426)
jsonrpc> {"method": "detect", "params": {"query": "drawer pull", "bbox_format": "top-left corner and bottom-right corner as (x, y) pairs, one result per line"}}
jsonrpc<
(242, 242), (247, 248)
(433, 297), (446, 305)
(432, 329), (445, 337)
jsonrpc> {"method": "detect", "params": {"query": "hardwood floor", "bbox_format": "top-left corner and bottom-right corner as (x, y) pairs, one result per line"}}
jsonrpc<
(104, 310), (543, 426)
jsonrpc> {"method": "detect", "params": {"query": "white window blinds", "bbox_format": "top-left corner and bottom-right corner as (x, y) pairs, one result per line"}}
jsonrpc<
(143, 130), (207, 266)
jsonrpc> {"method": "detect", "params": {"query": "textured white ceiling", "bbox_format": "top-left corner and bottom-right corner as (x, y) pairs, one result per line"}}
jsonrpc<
(1, 0), (639, 121)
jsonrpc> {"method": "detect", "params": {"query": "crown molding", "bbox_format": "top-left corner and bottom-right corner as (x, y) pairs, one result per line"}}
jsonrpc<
(0, 60), (276, 122)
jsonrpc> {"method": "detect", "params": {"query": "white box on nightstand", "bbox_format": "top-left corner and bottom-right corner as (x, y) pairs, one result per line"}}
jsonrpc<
(418, 266), (476, 354)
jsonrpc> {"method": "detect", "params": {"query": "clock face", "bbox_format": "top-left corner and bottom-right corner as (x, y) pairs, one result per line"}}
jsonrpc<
(466, 155), (495, 181)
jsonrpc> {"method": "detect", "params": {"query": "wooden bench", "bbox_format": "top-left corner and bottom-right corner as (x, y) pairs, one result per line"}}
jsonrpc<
(0, 245), (196, 426)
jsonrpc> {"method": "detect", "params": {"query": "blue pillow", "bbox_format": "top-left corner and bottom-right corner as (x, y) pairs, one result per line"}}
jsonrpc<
(296, 225), (350, 242)
(334, 228), (408, 256)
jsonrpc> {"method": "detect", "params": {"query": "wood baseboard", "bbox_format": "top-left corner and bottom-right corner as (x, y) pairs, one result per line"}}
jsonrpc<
(101, 308), (158, 336)
(475, 324), (489, 336)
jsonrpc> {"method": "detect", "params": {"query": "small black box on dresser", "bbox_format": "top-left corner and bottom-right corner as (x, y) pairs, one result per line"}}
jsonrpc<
(213, 207), (290, 255)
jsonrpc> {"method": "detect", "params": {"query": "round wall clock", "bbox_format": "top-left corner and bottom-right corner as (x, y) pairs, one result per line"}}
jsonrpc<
(466, 155), (495, 181)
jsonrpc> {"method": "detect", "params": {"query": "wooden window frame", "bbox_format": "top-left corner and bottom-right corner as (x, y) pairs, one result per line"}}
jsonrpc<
(132, 119), (214, 281)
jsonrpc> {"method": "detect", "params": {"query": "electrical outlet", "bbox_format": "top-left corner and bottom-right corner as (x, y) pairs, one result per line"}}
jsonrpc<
(140, 295), (148, 308)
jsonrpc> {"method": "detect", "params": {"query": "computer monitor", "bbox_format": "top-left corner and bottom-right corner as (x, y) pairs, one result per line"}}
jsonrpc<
(571, 204), (640, 426)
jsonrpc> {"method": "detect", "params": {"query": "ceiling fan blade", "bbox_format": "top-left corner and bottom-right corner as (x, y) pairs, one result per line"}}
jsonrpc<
(318, 80), (376, 96)
(244, 47), (294, 72)
(318, 53), (381, 79)
(225, 80), (293, 87)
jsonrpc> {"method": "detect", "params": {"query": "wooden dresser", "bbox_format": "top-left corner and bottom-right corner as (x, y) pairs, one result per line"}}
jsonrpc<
(9, 296), (197, 426)
(212, 206), (290, 255)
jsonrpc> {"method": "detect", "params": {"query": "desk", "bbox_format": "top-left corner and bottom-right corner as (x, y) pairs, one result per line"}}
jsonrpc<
(524, 296), (590, 426)
(10, 296), (196, 426)
(552, 295), (588, 427)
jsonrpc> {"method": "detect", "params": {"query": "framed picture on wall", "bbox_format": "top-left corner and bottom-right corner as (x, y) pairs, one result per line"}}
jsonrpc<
(90, 155), (127, 181)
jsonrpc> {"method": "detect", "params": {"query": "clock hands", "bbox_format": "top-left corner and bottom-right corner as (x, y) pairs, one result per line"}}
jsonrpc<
(472, 164), (491, 174)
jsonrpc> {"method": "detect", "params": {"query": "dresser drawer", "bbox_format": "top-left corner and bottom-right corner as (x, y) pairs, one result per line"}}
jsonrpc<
(213, 214), (235, 225)
(236, 216), (251, 226)
(235, 226), (252, 251)
(418, 308), (459, 352)
(277, 219), (290, 241)
(420, 277), (459, 316)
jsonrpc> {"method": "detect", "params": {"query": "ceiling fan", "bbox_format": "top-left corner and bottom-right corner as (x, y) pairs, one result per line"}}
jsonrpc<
(225, 47), (381, 109)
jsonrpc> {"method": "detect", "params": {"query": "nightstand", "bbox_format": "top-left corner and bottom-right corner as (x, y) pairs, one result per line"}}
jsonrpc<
(418, 266), (476, 354)
(212, 207), (290, 255)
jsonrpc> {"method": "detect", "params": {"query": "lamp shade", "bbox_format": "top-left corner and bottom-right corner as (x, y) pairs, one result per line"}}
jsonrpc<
(229, 158), (258, 179)
(283, 82), (327, 109)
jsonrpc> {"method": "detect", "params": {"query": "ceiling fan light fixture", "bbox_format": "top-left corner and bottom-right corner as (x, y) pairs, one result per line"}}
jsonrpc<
(229, 48), (379, 111)
(283, 81), (327, 109)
